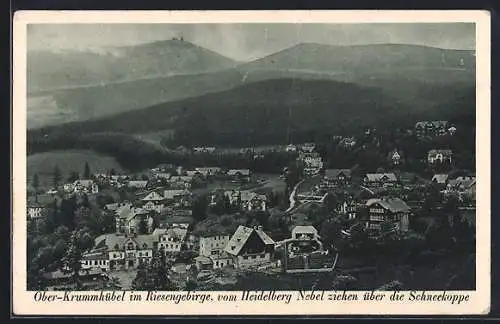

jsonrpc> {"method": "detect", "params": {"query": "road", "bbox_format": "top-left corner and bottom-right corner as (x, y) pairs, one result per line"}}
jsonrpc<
(285, 179), (305, 213)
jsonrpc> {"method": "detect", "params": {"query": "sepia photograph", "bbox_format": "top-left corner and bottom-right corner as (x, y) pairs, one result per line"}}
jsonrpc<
(12, 10), (490, 316)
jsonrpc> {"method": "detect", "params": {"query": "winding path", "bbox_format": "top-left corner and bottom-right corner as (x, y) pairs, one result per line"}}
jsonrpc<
(285, 179), (305, 213)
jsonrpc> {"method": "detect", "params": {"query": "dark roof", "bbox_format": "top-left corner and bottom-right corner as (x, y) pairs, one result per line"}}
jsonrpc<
(224, 225), (274, 256)
(365, 173), (398, 182)
(162, 215), (195, 224)
(94, 233), (156, 250)
(324, 169), (352, 179)
(366, 198), (411, 213)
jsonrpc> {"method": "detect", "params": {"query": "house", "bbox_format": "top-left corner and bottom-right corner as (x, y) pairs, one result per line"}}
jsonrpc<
(365, 197), (411, 234)
(224, 190), (267, 212)
(163, 189), (190, 200)
(415, 121), (449, 137)
(210, 252), (234, 269)
(81, 250), (110, 272)
(364, 173), (398, 187)
(42, 268), (106, 288)
(158, 216), (194, 229)
(198, 234), (233, 269)
(151, 172), (171, 181)
(337, 198), (358, 220)
(195, 167), (222, 177)
(428, 149), (453, 164)
(27, 204), (48, 220)
(298, 152), (324, 176)
(168, 176), (194, 189)
(339, 137), (357, 149)
(240, 191), (267, 212)
(104, 203), (120, 212)
(93, 233), (156, 269)
(199, 234), (231, 257)
(446, 176), (476, 201)
(155, 228), (188, 254)
(291, 225), (320, 241)
(388, 149), (403, 166)
(193, 147), (216, 154)
(186, 170), (203, 177)
(141, 201), (166, 214)
(126, 180), (149, 190)
(141, 190), (165, 203)
(115, 205), (152, 235)
(224, 225), (275, 269)
(75, 179), (99, 194)
(432, 174), (449, 185)
(194, 256), (214, 271)
(227, 169), (251, 182)
(64, 179), (99, 194)
(300, 143), (316, 153)
(320, 169), (352, 190)
(151, 164), (176, 173)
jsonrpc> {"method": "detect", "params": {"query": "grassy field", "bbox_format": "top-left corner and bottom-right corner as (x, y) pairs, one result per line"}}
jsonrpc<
(27, 149), (125, 190)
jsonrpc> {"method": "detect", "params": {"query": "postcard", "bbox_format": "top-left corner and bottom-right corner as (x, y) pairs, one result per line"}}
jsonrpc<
(12, 10), (491, 316)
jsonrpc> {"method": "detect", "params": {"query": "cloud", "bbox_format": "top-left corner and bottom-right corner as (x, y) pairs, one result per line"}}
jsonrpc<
(27, 23), (475, 61)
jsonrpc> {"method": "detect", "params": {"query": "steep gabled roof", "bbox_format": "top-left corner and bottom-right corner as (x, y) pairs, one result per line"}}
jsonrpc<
(224, 225), (274, 256)
(365, 173), (397, 182)
(366, 198), (410, 213)
(324, 169), (352, 179)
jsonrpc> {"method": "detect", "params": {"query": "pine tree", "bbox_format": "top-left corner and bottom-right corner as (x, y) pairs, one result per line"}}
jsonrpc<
(61, 230), (85, 289)
(68, 171), (80, 183)
(83, 162), (92, 179)
(53, 165), (62, 188)
(138, 217), (148, 235)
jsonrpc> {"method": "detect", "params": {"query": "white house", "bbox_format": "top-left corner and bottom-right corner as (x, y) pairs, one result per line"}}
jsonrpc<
(195, 167), (222, 177)
(156, 228), (188, 254)
(427, 149), (453, 164)
(27, 204), (47, 220)
(291, 225), (320, 241)
(199, 234), (231, 257)
(92, 233), (156, 270)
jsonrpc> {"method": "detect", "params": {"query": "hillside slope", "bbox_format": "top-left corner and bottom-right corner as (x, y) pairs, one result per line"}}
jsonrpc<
(27, 39), (237, 93)
(29, 78), (475, 147)
(243, 43), (475, 77)
(27, 43), (475, 129)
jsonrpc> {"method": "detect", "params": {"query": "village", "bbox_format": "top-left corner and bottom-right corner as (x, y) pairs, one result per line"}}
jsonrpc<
(27, 120), (476, 291)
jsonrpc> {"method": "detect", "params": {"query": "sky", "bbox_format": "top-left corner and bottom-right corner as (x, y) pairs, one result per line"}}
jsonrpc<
(27, 23), (475, 61)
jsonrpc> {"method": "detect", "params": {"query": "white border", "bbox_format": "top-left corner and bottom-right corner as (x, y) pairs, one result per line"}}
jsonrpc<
(12, 10), (491, 316)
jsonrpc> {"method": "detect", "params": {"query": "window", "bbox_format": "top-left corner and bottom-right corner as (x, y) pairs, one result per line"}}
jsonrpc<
(370, 215), (385, 222)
